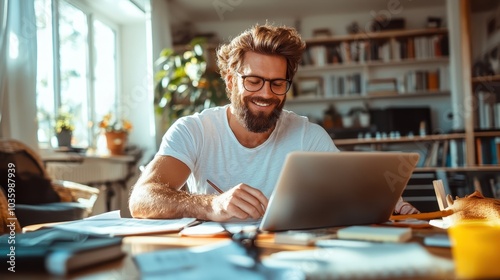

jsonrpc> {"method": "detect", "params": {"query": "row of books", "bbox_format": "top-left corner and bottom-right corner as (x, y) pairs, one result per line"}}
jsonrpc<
(366, 68), (445, 96)
(476, 91), (500, 130)
(326, 69), (447, 97)
(475, 137), (500, 165)
(416, 136), (500, 168)
(416, 140), (450, 168)
(303, 35), (449, 66)
(473, 174), (500, 199)
(404, 69), (441, 92)
(298, 68), (448, 99)
(330, 73), (362, 96)
(445, 172), (500, 199)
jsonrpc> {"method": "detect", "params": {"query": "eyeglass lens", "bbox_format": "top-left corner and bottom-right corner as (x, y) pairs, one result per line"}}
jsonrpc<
(242, 76), (290, 95)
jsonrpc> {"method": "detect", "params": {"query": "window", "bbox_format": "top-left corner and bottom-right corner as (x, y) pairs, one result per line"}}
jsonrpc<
(35, 0), (118, 148)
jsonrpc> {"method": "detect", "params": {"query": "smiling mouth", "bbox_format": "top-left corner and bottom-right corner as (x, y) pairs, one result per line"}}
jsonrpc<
(250, 97), (279, 108)
(253, 100), (272, 107)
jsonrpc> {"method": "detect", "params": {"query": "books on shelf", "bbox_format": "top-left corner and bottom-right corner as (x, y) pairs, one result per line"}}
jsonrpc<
(404, 69), (441, 93)
(472, 174), (500, 199)
(475, 136), (500, 165)
(302, 30), (448, 66)
(0, 228), (124, 275)
(366, 78), (397, 95)
(330, 73), (362, 96)
(476, 91), (500, 130)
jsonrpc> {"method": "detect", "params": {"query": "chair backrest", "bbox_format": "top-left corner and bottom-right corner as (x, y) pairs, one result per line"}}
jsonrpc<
(0, 187), (21, 234)
(0, 139), (61, 204)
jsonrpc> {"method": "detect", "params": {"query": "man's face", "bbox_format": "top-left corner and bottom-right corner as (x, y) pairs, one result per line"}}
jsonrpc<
(229, 51), (287, 133)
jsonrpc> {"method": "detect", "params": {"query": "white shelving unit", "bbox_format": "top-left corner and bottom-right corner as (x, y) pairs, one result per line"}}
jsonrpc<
(285, 27), (452, 132)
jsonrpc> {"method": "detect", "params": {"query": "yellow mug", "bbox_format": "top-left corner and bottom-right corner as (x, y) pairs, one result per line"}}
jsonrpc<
(448, 220), (500, 279)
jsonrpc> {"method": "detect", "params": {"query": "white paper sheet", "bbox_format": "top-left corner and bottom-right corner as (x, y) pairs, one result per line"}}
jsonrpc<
(52, 217), (197, 236)
(263, 242), (454, 279)
(133, 240), (302, 280)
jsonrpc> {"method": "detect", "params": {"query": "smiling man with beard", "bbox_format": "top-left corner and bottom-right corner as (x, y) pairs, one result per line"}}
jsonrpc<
(129, 24), (339, 221)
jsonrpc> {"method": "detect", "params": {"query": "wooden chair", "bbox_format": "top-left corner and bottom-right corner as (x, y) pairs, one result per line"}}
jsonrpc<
(0, 139), (99, 229)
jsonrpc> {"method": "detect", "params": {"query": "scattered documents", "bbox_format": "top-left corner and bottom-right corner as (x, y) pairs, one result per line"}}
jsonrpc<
(133, 240), (302, 279)
(263, 242), (454, 279)
(0, 228), (124, 275)
(50, 211), (197, 236)
(274, 229), (336, 245)
(337, 225), (412, 242)
(423, 233), (451, 247)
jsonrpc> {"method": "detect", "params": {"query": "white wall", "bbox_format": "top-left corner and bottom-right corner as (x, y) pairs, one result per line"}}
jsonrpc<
(120, 22), (156, 165)
(193, 6), (447, 40)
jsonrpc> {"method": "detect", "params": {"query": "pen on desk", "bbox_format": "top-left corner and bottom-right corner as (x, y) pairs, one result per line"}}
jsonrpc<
(207, 179), (224, 194)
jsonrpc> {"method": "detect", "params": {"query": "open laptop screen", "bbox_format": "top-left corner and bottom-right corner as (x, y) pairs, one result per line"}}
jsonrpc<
(259, 151), (420, 232)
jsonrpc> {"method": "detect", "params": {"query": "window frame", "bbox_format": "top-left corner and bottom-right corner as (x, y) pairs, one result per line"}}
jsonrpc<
(36, 0), (121, 148)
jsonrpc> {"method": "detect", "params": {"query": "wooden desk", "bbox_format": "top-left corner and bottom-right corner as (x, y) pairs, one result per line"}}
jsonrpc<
(5, 226), (453, 279)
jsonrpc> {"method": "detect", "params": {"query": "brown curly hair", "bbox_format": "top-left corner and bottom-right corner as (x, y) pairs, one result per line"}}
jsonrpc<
(216, 24), (305, 96)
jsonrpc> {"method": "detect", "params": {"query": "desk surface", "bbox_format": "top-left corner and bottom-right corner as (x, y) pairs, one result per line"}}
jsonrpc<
(4, 225), (453, 279)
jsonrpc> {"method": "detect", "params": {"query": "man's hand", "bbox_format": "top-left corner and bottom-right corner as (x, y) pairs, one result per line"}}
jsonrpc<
(208, 184), (268, 222)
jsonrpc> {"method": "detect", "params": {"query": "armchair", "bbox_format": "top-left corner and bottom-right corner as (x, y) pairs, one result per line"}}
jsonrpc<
(0, 139), (99, 231)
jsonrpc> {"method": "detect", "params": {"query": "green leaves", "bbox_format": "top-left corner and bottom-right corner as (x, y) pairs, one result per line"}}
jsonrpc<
(153, 38), (227, 127)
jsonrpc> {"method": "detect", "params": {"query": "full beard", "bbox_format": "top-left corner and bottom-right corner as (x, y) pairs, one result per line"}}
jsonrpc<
(231, 94), (285, 133)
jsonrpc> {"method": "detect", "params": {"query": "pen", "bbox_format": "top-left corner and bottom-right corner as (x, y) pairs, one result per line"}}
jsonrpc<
(207, 179), (224, 194)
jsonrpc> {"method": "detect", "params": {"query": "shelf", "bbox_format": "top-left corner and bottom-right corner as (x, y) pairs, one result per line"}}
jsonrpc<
(299, 57), (449, 72)
(334, 133), (466, 146)
(286, 91), (450, 104)
(471, 74), (500, 84)
(416, 166), (500, 172)
(474, 130), (500, 138)
(305, 27), (448, 45)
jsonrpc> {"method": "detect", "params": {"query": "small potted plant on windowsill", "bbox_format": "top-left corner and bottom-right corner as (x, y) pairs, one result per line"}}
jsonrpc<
(55, 111), (75, 147)
(98, 113), (133, 155)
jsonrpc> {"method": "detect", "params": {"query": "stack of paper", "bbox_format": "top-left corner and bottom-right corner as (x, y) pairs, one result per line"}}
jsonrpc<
(263, 242), (454, 279)
(336, 226), (412, 242)
(134, 240), (301, 279)
(50, 210), (198, 236)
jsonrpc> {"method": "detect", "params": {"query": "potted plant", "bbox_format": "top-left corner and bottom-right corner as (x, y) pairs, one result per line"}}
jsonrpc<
(55, 110), (75, 147)
(154, 38), (227, 131)
(98, 113), (133, 155)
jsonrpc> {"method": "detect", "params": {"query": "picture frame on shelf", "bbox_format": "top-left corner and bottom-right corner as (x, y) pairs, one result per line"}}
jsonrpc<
(296, 77), (323, 99)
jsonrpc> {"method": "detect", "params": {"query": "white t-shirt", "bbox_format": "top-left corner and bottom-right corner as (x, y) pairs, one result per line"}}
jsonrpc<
(158, 105), (339, 198)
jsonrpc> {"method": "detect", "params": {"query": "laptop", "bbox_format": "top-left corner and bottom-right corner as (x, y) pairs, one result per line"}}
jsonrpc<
(259, 151), (420, 232)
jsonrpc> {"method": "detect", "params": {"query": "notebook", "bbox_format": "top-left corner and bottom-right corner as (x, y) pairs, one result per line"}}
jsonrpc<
(259, 151), (420, 232)
(0, 228), (124, 275)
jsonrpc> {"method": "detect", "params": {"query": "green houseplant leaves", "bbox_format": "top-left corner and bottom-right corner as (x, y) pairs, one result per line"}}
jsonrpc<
(154, 38), (227, 129)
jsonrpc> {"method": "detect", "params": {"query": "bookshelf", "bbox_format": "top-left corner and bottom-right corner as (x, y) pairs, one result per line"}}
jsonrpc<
(465, 0), (500, 172)
(286, 26), (452, 135)
(327, 1), (500, 199)
(294, 27), (449, 98)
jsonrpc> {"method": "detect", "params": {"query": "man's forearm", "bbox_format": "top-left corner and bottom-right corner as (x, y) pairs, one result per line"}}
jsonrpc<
(129, 183), (215, 219)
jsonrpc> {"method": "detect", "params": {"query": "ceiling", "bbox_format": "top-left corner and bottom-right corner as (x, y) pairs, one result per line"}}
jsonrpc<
(82, 0), (499, 27)
(166, 0), (445, 23)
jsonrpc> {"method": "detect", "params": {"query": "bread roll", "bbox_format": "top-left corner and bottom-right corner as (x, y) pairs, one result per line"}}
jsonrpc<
(446, 191), (500, 224)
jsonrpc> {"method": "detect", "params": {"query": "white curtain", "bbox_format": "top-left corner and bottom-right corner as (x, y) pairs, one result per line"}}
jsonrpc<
(0, 0), (38, 151)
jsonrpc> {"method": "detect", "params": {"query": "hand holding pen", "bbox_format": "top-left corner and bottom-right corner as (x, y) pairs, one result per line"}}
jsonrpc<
(206, 179), (268, 221)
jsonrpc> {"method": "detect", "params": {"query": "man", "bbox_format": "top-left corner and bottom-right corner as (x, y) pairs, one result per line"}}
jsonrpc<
(129, 24), (417, 221)
(129, 24), (337, 221)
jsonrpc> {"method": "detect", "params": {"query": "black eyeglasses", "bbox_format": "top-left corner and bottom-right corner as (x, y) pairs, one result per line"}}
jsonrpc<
(237, 73), (291, 96)
(220, 223), (260, 269)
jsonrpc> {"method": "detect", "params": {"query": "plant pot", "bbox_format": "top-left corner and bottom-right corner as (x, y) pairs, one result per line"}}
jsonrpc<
(105, 131), (128, 155)
(56, 130), (72, 147)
